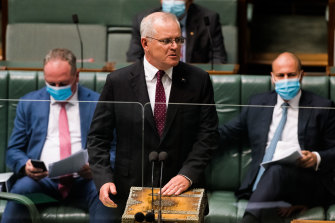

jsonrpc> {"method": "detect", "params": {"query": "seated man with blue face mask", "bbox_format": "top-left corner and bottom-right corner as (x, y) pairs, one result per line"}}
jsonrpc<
(219, 52), (335, 223)
(126, 0), (227, 64)
(1, 48), (115, 223)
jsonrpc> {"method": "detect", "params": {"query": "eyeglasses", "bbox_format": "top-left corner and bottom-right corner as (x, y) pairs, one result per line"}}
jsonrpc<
(146, 36), (185, 45)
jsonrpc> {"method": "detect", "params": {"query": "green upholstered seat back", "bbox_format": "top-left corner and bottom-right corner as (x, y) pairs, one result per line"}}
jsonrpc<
(0, 72), (9, 172)
(8, 0), (159, 26)
(206, 75), (241, 191)
(6, 24), (107, 63)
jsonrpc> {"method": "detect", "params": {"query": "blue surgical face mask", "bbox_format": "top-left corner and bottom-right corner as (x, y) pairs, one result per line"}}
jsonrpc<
(46, 82), (73, 101)
(274, 78), (301, 101)
(162, 0), (186, 18)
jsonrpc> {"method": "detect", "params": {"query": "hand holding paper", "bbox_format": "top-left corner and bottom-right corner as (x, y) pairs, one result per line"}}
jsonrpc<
(261, 141), (302, 169)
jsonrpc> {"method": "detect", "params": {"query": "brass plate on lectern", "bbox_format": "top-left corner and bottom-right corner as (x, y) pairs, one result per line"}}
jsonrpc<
(122, 187), (206, 223)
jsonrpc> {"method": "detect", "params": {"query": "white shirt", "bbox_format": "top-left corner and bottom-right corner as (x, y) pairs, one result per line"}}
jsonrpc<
(144, 57), (173, 112)
(40, 88), (82, 168)
(266, 91), (321, 169)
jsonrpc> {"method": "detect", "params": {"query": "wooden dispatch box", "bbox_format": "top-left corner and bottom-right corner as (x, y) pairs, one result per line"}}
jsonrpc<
(122, 187), (206, 223)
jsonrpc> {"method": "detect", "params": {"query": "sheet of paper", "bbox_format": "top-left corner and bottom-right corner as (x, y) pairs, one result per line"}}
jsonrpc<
(261, 141), (302, 169)
(48, 150), (88, 178)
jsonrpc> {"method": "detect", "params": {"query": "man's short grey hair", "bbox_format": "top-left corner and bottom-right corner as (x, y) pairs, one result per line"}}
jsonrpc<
(140, 12), (180, 38)
(44, 48), (77, 75)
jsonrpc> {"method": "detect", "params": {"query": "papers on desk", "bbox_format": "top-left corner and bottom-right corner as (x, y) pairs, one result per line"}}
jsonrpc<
(261, 141), (302, 169)
(48, 150), (88, 178)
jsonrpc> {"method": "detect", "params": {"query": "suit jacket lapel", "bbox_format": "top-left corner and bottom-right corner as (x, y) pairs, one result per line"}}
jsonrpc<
(37, 89), (51, 156)
(297, 90), (312, 148)
(129, 61), (157, 136)
(260, 92), (277, 150)
(162, 64), (185, 139)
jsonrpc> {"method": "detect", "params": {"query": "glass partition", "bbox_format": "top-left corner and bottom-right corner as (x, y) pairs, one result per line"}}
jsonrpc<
(2, 98), (335, 222)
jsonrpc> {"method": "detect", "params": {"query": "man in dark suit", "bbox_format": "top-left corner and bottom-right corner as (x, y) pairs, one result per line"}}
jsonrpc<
(126, 0), (227, 64)
(88, 12), (219, 222)
(219, 52), (335, 222)
(2, 48), (114, 223)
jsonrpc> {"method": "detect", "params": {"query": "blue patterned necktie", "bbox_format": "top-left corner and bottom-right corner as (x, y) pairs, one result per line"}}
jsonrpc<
(252, 102), (289, 191)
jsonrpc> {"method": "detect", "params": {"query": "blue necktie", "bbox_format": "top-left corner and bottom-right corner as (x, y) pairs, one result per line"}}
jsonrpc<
(252, 102), (289, 191)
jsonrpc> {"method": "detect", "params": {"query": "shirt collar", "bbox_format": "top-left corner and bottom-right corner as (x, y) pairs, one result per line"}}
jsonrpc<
(143, 57), (173, 81)
(50, 85), (79, 106)
(277, 90), (301, 108)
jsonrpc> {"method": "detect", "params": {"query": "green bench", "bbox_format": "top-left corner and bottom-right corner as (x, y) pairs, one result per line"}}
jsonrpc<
(0, 71), (335, 222)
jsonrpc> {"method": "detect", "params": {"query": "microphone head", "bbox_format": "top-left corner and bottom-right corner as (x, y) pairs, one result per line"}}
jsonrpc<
(149, 151), (158, 162)
(72, 14), (79, 24)
(145, 212), (155, 222)
(203, 16), (210, 26)
(134, 212), (145, 222)
(159, 151), (168, 161)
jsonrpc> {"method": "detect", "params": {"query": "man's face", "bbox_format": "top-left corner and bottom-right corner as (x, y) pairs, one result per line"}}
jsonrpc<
(44, 59), (78, 94)
(271, 55), (303, 84)
(142, 20), (182, 70)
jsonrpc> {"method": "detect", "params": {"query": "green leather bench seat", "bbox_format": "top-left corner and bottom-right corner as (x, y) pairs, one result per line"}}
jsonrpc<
(0, 72), (334, 222)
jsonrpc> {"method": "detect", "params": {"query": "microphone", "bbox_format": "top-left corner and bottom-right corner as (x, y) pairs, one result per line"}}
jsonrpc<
(134, 212), (145, 222)
(203, 16), (214, 71)
(147, 151), (158, 222)
(158, 151), (168, 223)
(72, 14), (84, 69)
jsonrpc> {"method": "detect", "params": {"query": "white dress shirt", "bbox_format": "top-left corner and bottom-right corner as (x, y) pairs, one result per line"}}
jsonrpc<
(266, 91), (321, 170)
(144, 57), (173, 112)
(40, 88), (82, 168)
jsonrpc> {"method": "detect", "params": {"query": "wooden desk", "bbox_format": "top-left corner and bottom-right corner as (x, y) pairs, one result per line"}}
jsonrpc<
(291, 220), (335, 223)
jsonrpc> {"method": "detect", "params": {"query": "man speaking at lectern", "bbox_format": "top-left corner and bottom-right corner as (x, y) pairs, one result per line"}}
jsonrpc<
(87, 12), (219, 222)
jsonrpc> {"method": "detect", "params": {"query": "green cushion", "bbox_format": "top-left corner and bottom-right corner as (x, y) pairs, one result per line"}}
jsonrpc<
(7, 71), (38, 140)
(107, 28), (132, 63)
(95, 72), (109, 94)
(327, 204), (335, 220)
(8, 0), (159, 26)
(6, 23), (107, 63)
(302, 76), (329, 98)
(0, 72), (8, 172)
(241, 75), (272, 105)
(205, 191), (238, 223)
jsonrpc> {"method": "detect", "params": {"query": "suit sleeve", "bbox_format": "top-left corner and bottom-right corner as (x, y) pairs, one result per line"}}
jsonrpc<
(210, 12), (227, 64)
(87, 76), (116, 190)
(6, 101), (30, 174)
(126, 14), (145, 62)
(316, 101), (335, 171)
(178, 73), (220, 184)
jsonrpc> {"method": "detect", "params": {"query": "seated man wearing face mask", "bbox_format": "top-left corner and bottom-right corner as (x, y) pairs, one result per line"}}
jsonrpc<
(219, 52), (335, 223)
(1, 48), (115, 223)
(126, 0), (227, 64)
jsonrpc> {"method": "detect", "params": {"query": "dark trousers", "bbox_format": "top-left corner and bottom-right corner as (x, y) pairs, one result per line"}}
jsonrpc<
(246, 164), (335, 218)
(0, 176), (116, 223)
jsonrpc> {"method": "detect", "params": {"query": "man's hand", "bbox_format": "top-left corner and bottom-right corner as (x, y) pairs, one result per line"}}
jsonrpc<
(297, 150), (317, 168)
(99, 182), (118, 208)
(77, 163), (92, 179)
(277, 205), (308, 217)
(25, 159), (48, 181)
(161, 175), (191, 196)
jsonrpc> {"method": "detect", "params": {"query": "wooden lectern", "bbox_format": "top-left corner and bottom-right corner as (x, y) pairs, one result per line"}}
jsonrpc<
(122, 187), (206, 223)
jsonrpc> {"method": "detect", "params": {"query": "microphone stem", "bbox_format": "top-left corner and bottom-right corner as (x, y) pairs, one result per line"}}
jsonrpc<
(158, 161), (164, 223)
(151, 161), (154, 213)
(75, 24), (83, 69)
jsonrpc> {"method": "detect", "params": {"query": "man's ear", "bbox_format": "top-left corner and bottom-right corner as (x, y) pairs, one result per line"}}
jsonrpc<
(141, 37), (148, 52)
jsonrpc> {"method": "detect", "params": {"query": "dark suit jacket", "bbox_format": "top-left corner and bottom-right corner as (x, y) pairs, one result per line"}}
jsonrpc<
(126, 4), (227, 64)
(87, 60), (219, 203)
(219, 90), (335, 198)
(6, 85), (100, 174)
